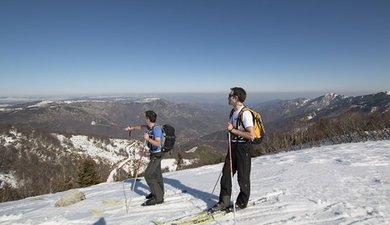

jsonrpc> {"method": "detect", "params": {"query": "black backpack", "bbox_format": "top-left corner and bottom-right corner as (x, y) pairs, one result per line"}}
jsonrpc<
(161, 124), (176, 153)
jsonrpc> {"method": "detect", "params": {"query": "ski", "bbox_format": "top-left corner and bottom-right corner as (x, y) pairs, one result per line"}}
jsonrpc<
(174, 210), (227, 225)
(153, 210), (226, 225)
(153, 196), (267, 225)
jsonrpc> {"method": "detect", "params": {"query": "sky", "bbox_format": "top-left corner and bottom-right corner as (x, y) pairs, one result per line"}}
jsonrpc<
(0, 139), (389, 224)
(0, 0), (389, 98)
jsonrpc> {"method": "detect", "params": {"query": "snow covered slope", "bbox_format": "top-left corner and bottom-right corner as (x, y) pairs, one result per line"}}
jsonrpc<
(0, 140), (389, 225)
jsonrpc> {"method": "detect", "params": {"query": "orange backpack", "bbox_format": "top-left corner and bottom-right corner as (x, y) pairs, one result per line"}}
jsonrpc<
(230, 107), (265, 144)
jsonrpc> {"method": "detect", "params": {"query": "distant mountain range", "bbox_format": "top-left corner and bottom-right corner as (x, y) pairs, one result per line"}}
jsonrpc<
(181, 91), (390, 152)
(1, 91), (389, 150)
(0, 96), (227, 143)
(256, 91), (390, 131)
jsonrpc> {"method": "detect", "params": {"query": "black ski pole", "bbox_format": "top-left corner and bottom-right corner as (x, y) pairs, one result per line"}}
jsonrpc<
(209, 170), (222, 201)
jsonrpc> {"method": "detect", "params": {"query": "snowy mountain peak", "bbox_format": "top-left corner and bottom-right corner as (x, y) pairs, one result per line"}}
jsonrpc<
(307, 93), (342, 109)
(324, 92), (339, 99)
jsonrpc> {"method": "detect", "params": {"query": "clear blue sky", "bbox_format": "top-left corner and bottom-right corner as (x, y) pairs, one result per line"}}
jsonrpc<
(1, 0), (389, 97)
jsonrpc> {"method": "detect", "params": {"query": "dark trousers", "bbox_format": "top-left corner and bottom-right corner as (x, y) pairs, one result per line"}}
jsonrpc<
(219, 142), (252, 207)
(145, 153), (164, 202)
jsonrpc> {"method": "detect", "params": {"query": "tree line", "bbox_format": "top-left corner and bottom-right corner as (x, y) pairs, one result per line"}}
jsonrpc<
(253, 111), (390, 156)
(0, 125), (111, 203)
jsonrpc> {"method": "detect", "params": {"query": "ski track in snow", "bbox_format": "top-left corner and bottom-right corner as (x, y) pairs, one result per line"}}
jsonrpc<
(0, 140), (390, 224)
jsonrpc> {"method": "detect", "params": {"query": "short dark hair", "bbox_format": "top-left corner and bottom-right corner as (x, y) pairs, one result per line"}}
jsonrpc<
(230, 87), (246, 103)
(145, 110), (157, 123)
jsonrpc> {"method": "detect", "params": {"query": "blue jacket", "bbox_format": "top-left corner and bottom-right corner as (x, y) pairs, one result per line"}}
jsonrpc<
(146, 125), (164, 153)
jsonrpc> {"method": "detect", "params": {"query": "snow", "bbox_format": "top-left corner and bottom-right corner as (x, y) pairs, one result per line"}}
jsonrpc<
(60, 135), (187, 174)
(135, 98), (160, 103)
(27, 101), (54, 108)
(324, 93), (338, 99)
(63, 100), (107, 104)
(1, 130), (22, 146)
(56, 134), (192, 180)
(306, 112), (316, 120)
(1, 133), (185, 187)
(185, 146), (198, 153)
(106, 142), (138, 183)
(56, 135), (130, 163)
(1, 140), (390, 225)
(0, 173), (18, 189)
(386, 91), (390, 95)
(161, 158), (195, 171)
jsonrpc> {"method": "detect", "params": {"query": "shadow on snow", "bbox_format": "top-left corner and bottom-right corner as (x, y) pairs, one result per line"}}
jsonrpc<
(123, 176), (218, 208)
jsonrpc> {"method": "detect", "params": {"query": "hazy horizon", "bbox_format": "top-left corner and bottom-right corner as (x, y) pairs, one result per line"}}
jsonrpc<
(0, 90), (387, 106)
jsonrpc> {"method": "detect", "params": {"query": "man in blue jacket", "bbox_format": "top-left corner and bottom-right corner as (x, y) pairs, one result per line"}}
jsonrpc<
(125, 110), (165, 206)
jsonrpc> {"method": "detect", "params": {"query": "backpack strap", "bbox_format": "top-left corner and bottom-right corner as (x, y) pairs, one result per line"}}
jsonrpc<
(235, 106), (248, 131)
(148, 124), (163, 148)
(229, 108), (235, 120)
(230, 106), (250, 142)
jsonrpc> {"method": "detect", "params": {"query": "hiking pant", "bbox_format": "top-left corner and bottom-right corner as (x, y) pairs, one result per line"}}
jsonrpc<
(145, 152), (164, 202)
(219, 142), (252, 208)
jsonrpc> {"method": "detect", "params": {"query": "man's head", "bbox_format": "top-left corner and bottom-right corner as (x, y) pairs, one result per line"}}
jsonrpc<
(145, 110), (157, 123)
(229, 87), (247, 103)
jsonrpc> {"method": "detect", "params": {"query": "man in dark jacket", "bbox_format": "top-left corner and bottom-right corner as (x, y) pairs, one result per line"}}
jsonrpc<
(211, 87), (255, 211)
